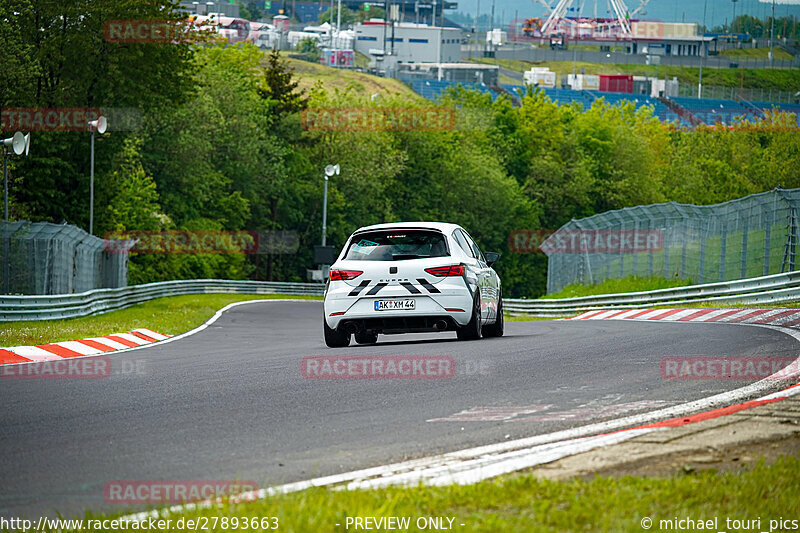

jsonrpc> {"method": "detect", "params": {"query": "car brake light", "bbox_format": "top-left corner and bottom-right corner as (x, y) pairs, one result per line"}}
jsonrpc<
(424, 265), (465, 277)
(329, 269), (363, 281)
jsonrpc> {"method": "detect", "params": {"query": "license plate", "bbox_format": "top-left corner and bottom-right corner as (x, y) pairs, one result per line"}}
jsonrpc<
(374, 299), (415, 311)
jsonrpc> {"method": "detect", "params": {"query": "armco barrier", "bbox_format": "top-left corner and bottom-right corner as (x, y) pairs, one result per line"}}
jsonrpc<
(3, 271), (800, 322)
(0, 279), (324, 322)
(504, 270), (800, 316)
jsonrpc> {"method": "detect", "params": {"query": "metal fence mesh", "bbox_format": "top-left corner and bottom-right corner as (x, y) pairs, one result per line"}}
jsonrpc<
(1, 221), (130, 295)
(544, 188), (800, 294)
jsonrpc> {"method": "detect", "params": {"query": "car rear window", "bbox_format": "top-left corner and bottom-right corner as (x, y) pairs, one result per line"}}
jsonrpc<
(344, 230), (449, 261)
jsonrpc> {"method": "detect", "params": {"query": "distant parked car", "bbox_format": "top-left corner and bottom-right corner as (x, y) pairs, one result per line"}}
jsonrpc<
(323, 222), (503, 347)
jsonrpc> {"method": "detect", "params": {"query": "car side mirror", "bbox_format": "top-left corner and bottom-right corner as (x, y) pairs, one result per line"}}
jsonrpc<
(484, 252), (500, 266)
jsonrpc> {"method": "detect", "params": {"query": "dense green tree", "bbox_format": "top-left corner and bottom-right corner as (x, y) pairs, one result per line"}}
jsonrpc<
(2, 0), (196, 229)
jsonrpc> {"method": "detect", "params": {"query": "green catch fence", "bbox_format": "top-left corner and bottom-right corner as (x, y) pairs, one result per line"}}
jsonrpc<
(1, 221), (131, 295)
(544, 188), (800, 294)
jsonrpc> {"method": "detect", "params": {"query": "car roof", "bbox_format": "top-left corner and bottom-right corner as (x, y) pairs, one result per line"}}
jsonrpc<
(352, 222), (464, 235)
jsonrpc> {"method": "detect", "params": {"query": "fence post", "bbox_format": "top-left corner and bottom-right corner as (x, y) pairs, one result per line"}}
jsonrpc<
(719, 222), (727, 281)
(632, 221), (639, 275)
(740, 217), (748, 279)
(764, 217), (771, 276)
(698, 232), (706, 284)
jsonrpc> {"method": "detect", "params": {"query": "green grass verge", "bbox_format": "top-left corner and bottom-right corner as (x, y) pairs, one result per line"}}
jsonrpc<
(542, 276), (693, 299)
(279, 53), (421, 99)
(0, 294), (321, 347)
(83, 455), (799, 532)
(720, 47), (794, 60)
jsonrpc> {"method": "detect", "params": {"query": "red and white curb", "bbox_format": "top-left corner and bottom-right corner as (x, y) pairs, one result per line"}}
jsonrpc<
(0, 329), (171, 365)
(572, 307), (800, 327)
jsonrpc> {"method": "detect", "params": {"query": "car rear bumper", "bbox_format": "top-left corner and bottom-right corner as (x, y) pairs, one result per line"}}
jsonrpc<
(324, 282), (472, 331)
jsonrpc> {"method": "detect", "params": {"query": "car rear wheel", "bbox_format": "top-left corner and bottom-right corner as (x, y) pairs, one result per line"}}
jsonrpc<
(324, 320), (350, 348)
(482, 292), (504, 338)
(355, 331), (378, 344)
(457, 292), (482, 340)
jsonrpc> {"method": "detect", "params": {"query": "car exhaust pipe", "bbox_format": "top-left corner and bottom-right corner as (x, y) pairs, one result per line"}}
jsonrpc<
(433, 320), (448, 331)
(344, 323), (359, 335)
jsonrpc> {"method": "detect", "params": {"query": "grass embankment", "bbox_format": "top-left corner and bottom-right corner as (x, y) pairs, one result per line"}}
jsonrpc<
(81, 455), (800, 532)
(468, 57), (800, 92)
(720, 47), (794, 60)
(542, 276), (693, 299)
(277, 53), (420, 98)
(0, 294), (321, 347)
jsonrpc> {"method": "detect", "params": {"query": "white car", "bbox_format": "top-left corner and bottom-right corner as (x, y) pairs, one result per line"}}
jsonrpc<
(323, 222), (503, 347)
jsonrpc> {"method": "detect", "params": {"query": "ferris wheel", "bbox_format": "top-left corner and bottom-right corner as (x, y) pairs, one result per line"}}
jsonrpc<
(533, 0), (651, 38)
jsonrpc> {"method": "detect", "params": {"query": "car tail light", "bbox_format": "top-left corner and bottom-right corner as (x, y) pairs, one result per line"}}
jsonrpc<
(329, 269), (363, 281)
(424, 264), (465, 277)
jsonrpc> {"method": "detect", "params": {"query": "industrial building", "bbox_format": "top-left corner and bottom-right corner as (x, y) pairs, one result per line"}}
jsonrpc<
(353, 21), (462, 64)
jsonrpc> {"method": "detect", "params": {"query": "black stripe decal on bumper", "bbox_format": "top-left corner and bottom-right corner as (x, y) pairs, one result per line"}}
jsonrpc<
(366, 283), (388, 296)
(400, 282), (421, 294)
(348, 280), (371, 297)
(417, 278), (440, 293)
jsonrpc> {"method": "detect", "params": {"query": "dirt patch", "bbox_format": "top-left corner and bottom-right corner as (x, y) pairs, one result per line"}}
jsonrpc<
(530, 394), (800, 480)
(585, 431), (800, 479)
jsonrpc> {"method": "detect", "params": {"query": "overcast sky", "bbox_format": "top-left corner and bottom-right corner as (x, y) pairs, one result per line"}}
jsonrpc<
(460, 0), (800, 30)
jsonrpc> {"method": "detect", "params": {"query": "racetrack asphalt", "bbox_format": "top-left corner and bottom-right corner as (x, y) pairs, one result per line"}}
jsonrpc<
(1, 300), (797, 518)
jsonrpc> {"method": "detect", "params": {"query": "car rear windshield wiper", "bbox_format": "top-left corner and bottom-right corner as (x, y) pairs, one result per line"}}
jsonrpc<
(392, 254), (430, 260)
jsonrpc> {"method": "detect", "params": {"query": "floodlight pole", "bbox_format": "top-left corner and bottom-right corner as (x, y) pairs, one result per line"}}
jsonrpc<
(1, 131), (30, 294)
(769, 0), (775, 66)
(698, 0), (707, 99)
(322, 164), (339, 247)
(2, 149), (7, 294)
(3, 149), (7, 224)
(88, 116), (106, 236)
(322, 174), (328, 246)
(90, 127), (95, 235)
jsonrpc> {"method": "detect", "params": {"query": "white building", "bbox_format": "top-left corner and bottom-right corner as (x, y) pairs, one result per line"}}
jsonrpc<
(353, 21), (462, 65)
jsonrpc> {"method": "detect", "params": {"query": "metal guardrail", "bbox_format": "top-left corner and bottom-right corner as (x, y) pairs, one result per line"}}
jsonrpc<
(0, 280), (324, 322)
(4, 271), (800, 322)
(504, 270), (800, 316)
